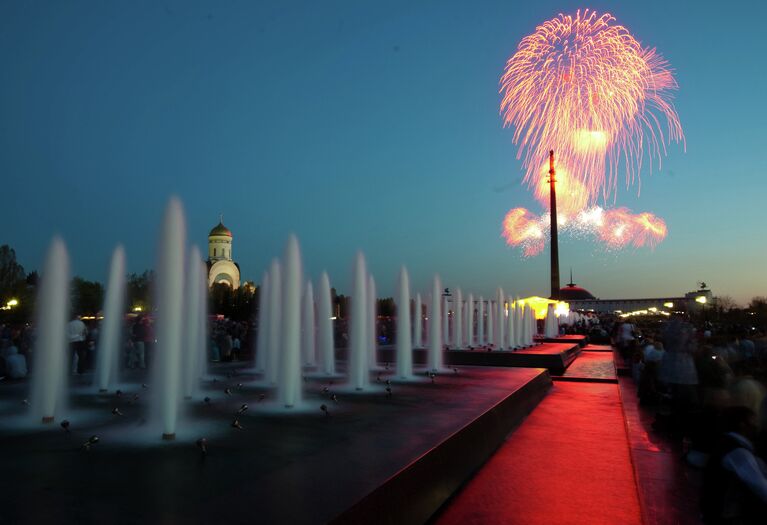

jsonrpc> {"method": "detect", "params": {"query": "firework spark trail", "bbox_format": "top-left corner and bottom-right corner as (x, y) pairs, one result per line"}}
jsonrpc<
(502, 205), (667, 256)
(502, 208), (545, 257)
(500, 9), (684, 201)
(499, 9), (683, 254)
(598, 208), (667, 249)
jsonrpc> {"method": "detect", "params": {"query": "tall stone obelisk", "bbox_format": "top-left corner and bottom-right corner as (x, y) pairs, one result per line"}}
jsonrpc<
(549, 150), (560, 300)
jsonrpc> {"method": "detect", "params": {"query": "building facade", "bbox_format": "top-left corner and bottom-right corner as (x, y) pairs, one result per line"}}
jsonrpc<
(207, 220), (241, 289)
(567, 287), (713, 314)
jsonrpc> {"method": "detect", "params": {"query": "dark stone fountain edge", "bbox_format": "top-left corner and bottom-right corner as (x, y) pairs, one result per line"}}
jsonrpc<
(331, 367), (552, 525)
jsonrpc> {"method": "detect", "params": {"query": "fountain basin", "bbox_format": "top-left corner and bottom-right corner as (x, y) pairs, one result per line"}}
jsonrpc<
(0, 364), (550, 524)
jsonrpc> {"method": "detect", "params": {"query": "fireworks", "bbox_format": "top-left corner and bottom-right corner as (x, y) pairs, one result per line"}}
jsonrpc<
(502, 205), (667, 256)
(502, 208), (545, 257)
(499, 10), (683, 254)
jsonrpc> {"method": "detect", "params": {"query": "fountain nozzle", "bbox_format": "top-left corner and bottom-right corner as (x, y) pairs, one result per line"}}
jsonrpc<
(82, 435), (100, 449)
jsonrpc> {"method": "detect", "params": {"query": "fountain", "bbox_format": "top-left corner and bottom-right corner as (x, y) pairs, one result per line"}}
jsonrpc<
(487, 300), (494, 345)
(152, 197), (186, 440)
(513, 296), (522, 348)
(182, 247), (203, 399)
(453, 288), (462, 350)
(526, 304), (536, 345)
(442, 295), (449, 347)
(31, 237), (70, 423)
(506, 297), (515, 350)
(414, 293), (422, 348)
(367, 275), (378, 369)
(524, 304), (534, 346)
(495, 288), (505, 350)
(478, 296), (484, 345)
(544, 303), (558, 338)
(96, 245), (126, 393)
(195, 261), (209, 379)
(317, 272), (335, 375)
(266, 259), (282, 385)
(428, 276), (443, 372)
(278, 235), (302, 408)
(3, 197), (568, 524)
(466, 293), (474, 347)
(254, 271), (269, 372)
(348, 252), (369, 390)
(302, 281), (316, 367)
(395, 266), (413, 379)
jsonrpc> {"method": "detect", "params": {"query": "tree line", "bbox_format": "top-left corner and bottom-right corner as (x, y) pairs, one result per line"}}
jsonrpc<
(0, 244), (398, 324)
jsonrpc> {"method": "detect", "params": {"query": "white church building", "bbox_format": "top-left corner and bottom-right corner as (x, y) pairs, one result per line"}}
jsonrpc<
(207, 219), (241, 289)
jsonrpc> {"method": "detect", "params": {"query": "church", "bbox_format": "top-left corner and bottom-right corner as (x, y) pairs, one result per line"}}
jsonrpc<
(207, 219), (241, 289)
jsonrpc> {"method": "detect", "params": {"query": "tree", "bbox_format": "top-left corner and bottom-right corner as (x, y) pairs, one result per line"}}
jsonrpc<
(231, 285), (255, 321)
(377, 297), (395, 317)
(748, 297), (767, 332)
(0, 245), (25, 304)
(714, 295), (737, 312)
(333, 292), (349, 319)
(209, 282), (234, 317)
(127, 271), (154, 312)
(71, 277), (104, 315)
(25, 271), (38, 287)
(749, 296), (767, 310)
(208, 283), (255, 321)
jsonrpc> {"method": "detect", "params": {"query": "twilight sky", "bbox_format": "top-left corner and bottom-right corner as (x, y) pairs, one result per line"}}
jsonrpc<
(1, 0), (765, 304)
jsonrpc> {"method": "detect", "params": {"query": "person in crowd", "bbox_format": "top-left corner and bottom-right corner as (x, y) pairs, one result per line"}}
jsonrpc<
(129, 316), (146, 369)
(219, 325), (233, 362)
(0, 339), (27, 379)
(232, 331), (241, 361)
(659, 320), (700, 420)
(86, 320), (100, 371)
(702, 406), (767, 523)
(638, 339), (665, 404)
(730, 379), (766, 425)
(140, 316), (154, 368)
(67, 314), (88, 374)
(615, 320), (637, 361)
(210, 331), (220, 362)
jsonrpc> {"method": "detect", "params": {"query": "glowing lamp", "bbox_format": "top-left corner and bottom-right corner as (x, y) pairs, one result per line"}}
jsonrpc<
(663, 302), (674, 308)
(696, 296), (707, 304)
(517, 296), (569, 320)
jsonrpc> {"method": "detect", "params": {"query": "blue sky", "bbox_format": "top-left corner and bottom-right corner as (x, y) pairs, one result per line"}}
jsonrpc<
(1, 0), (765, 304)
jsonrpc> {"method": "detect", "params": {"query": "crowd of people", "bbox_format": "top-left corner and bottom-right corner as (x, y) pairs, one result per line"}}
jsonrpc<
(4, 306), (767, 522)
(615, 316), (767, 523)
(0, 315), (255, 380)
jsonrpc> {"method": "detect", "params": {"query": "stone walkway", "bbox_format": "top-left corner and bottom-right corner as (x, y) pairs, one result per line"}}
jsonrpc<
(433, 381), (642, 525)
(433, 347), (705, 524)
(559, 349), (616, 381)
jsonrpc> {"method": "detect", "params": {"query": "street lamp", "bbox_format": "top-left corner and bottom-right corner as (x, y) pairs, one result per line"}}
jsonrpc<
(1, 299), (19, 311)
(696, 296), (707, 325)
